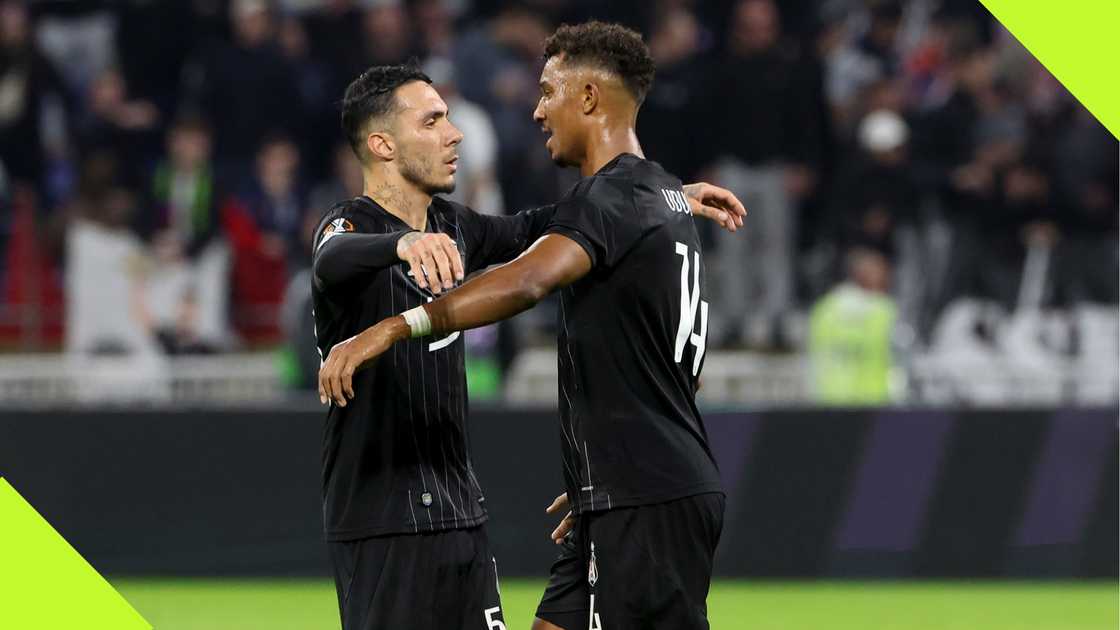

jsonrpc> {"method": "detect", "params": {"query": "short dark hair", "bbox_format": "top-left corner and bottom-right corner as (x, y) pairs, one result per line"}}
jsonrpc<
(341, 64), (432, 160)
(543, 21), (655, 105)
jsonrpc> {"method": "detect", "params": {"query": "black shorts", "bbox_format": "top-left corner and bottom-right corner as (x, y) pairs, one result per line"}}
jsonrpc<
(535, 492), (725, 630)
(329, 525), (504, 630)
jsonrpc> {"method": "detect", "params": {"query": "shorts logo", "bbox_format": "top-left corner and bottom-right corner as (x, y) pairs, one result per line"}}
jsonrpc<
(588, 541), (598, 587)
(316, 217), (355, 251)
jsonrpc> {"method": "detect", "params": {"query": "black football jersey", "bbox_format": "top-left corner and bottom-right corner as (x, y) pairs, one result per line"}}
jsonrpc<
(311, 195), (552, 540)
(543, 153), (724, 514)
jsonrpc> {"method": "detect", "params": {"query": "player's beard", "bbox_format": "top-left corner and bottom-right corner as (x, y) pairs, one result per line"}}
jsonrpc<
(399, 151), (455, 195)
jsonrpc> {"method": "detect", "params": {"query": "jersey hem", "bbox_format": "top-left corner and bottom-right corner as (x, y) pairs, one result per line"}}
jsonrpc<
(324, 513), (488, 541)
(572, 482), (724, 515)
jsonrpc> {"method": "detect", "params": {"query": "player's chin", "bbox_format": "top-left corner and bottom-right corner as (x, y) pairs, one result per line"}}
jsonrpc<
(551, 151), (575, 168)
(428, 176), (456, 195)
(544, 143), (564, 164)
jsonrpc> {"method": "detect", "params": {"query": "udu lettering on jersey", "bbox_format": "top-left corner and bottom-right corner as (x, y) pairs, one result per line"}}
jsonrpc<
(661, 189), (691, 215)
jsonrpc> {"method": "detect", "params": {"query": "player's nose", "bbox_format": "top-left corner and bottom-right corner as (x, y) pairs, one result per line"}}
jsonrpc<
(532, 100), (545, 124)
(447, 123), (463, 147)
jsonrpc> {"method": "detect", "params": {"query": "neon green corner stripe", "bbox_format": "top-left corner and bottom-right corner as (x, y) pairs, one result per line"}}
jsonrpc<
(0, 478), (151, 629)
(980, 0), (1119, 138)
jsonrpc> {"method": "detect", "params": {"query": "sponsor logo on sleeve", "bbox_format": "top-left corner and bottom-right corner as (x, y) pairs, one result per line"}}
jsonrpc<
(316, 217), (355, 250)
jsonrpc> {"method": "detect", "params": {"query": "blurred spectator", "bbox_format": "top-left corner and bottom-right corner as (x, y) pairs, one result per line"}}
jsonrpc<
(858, 1), (905, 79)
(908, 27), (988, 196)
(222, 135), (306, 343)
(1051, 107), (1119, 305)
(637, 6), (708, 182)
(819, 0), (904, 128)
(0, 0), (72, 192)
(703, 0), (827, 347)
(139, 116), (233, 353)
(831, 109), (917, 260)
(809, 247), (897, 404)
(65, 159), (155, 355)
(414, 0), (458, 58)
(424, 56), (504, 215)
(236, 134), (308, 267)
(277, 13), (336, 181)
(309, 142), (364, 219)
(115, 1), (199, 116)
(182, 0), (301, 169)
(455, 6), (565, 213)
(33, 2), (115, 98)
(348, 1), (416, 77)
(303, 0), (365, 77)
(74, 69), (161, 187)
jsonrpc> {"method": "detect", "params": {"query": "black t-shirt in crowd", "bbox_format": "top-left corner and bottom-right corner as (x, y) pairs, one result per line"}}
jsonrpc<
(544, 153), (724, 515)
(311, 195), (553, 541)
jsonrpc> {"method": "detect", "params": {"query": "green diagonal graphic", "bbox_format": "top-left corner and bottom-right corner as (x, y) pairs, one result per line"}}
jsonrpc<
(0, 478), (151, 629)
(980, 0), (1119, 139)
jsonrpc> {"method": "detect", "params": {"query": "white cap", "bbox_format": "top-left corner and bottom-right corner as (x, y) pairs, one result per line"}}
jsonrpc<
(858, 109), (909, 153)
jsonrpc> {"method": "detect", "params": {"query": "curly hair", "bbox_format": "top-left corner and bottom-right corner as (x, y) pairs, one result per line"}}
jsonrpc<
(341, 64), (431, 160)
(543, 21), (655, 105)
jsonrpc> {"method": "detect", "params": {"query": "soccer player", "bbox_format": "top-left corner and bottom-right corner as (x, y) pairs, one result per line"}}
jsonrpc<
(320, 22), (728, 630)
(313, 63), (742, 629)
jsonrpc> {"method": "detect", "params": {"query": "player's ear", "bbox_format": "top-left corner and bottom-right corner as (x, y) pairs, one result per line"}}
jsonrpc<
(367, 131), (394, 161)
(582, 81), (598, 115)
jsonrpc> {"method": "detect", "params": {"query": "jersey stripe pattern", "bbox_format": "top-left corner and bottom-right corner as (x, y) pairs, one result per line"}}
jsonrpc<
(312, 195), (553, 540)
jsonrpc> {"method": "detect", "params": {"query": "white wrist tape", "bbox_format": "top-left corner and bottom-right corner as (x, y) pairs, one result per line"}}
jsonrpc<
(402, 305), (432, 338)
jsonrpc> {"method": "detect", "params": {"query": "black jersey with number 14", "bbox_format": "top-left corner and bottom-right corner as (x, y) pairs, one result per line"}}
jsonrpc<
(543, 153), (724, 515)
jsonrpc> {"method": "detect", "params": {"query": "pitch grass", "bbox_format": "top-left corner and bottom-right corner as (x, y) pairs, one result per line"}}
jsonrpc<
(110, 578), (1117, 630)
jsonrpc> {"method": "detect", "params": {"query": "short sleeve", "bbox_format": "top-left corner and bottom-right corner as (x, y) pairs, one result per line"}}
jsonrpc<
(543, 179), (643, 270)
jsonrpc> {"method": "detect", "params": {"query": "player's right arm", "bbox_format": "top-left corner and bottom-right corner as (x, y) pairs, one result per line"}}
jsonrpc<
(312, 217), (464, 294)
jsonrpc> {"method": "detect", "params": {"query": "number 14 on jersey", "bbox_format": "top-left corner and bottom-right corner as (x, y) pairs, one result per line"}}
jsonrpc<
(674, 242), (708, 377)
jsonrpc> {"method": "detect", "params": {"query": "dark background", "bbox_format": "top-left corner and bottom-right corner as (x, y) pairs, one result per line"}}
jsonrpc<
(1, 407), (1114, 579)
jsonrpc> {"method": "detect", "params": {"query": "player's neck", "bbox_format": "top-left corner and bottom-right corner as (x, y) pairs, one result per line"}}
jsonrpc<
(363, 171), (431, 231)
(580, 122), (644, 177)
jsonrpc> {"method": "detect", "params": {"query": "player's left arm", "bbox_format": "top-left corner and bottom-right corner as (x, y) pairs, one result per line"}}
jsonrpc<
(318, 233), (590, 405)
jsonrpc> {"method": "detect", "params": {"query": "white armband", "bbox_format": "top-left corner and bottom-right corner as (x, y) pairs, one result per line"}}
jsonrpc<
(402, 305), (432, 338)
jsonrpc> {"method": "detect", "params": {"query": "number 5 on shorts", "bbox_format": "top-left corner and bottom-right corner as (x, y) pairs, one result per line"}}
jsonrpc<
(484, 606), (505, 630)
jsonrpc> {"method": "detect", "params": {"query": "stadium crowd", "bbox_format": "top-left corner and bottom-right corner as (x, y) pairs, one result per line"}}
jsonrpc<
(0, 0), (1115, 396)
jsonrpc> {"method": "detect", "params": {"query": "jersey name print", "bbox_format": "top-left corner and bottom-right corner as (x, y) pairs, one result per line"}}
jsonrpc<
(661, 188), (691, 215)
